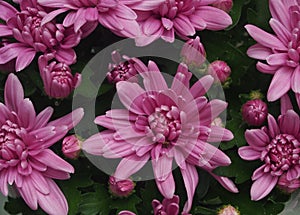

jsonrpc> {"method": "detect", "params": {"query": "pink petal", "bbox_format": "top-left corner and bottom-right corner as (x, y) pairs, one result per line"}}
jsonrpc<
(190, 75), (214, 98)
(37, 178), (68, 215)
(4, 73), (24, 112)
(256, 62), (278, 75)
(155, 172), (175, 199)
(17, 98), (36, 129)
(114, 154), (150, 180)
(18, 178), (38, 210)
(199, 99), (228, 125)
(116, 81), (145, 114)
(0, 25), (12, 37)
(173, 15), (195, 36)
(195, 6), (232, 30)
(0, 43), (28, 65)
(128, 0), (164, 10)
(245, 129), (269, 149)
(102, 139), (134, 158)
(269, 18), (291, 44)
(152, 154), (173, 181)
(0, 1), (18, 22)
(181, 164), (198, 214)
(41, 8), (70, 25)
(63, 11), (77, 27)
(245, 24), (287, 51)
(82, 132), (111, 156)
(48, 108), (84, 130)
(37, 0), (73, 8)
(43, 168), (71, 180)
(250, 173), (278, 200)
(279, 110), (300, 136)
(266, 53), (288, 66)
(247, 44), (273, 60)
(30, 170), (50, 195)
(267, 67), (293, 102)
(280, 94), (293, 115)
(291, 66), (300, 93)
(208, 126), (234, 142)
(140, 61), (168, 91)
(33, 107), (54, 130)
(269, 0), (291, 30)
(34, 149), (74, 173)
(238, 146), (261, 160)
(55, 48), (76, 65)
(0, 171), (8, 196)
(267, 114), (280, 138)
(210, 173), (239, 193)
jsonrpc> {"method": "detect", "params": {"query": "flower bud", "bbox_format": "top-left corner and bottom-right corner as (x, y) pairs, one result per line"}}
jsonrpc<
(109, 176), (135, 197)
(39, 55), (81, 99)
(278, 173), (300, 193)
(212, 0), (233, 13)
(208, 60), (231, 83)
(218, 205), (240, 215)
(181, 36), (206, 67)
(62, 135), (82, 159)
(107, 50), (139, 84)
(242, 99), (268, 126)
(152, 195), (180, 215)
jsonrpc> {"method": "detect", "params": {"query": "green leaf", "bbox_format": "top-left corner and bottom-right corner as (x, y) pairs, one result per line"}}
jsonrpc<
(110, 195), (141, 214)
(59, 169), (93, 215)
(193, 206), (216, 215)
(140, 181), (162, 214)
(79, 184), (111, 215)
(4, 197), (46, 215)
(213, 150), (261, 184)
(227, 0), (245, 30)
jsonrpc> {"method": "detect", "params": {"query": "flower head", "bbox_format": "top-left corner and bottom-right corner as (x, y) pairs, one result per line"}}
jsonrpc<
(239, 110), (300, 200)
(62, 135), (82, 159)
(107, 50), (140, 84)
(135, 0), (232, 46)
(245, 0), (300, 101)
(208, 60), (231, 83)
(83, 61), (238, 214)
(242, 99), (268, 126)
(38, 54), (81, 99)
(0, 73), (84, 214)
(181, 36), (206, 67)
(212, 0), (233, 13)
(0, 0), (81, 71)
(109, 176), (135, 197)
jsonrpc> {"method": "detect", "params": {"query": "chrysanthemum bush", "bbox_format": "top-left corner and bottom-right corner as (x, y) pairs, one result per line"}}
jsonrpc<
(0, 0), (300, 214)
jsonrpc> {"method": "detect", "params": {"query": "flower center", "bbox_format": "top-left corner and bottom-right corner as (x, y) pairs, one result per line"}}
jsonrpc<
(287, 6), (300, 67)
(263, 134), (300, 176)
(148, 105), (181, 146)
(0, 120), (29, 172)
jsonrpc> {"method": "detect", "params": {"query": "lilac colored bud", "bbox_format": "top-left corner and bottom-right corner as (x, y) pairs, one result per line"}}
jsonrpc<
(38, 55), (81, 99)
(242, 99), (268, 126)
(107, 50), (139, 84)
(208, 60), (231, 83)
(109, 176), (135, 197)
(218, 205), (240, 215)
(181, 36), (206, 67)
(212, 0), (233, 13)
(278, 173), (300, 193)
(62, 135), (82, 159)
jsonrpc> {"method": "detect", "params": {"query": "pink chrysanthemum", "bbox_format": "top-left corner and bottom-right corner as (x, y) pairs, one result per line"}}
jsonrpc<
(135, 0), (232, 46)
(83, 62), (238, 214)
(245, 0), (300, 102)
(239, 109), (300, 200)
(37, 0), (164, 39)
(0, 73), (84, 214)
(0, 0), (81, 72)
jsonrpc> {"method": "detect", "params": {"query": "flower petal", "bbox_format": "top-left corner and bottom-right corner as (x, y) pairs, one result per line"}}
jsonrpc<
(238, 146), (261, 160)
(250, 173), (278, 201)
(4, 73), (24, 112)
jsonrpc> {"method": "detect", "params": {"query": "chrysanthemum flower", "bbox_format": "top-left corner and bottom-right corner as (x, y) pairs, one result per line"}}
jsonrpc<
(245, 0), (300, 102)
(0, 73), (84, 214)
(135, 0), (232, 46)
(107, 50), (140, 84)
(38, 54), (81, 99)
(0, 0), (81, 71)
(37, 0), (164, 39)
(83, 62), (238, 214)
(239, 109), (300, 200)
